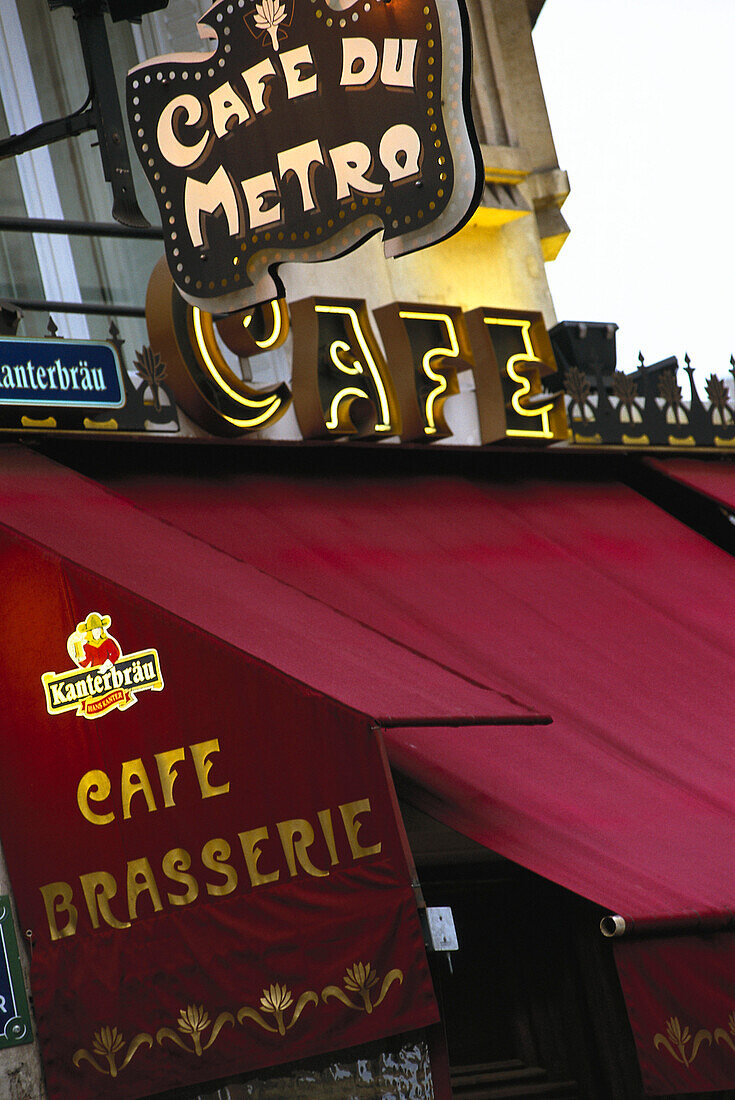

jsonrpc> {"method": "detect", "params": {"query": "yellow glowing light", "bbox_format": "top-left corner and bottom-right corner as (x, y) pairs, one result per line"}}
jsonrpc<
(315, 304), (393, 432)
(241, 298), (284, 349)
(326, 387), (370, 429)
(328, 339), (363, 376)
(192, 307), (284, 428)
(483, 316), (555, 438)
(398, 310), (460, 434)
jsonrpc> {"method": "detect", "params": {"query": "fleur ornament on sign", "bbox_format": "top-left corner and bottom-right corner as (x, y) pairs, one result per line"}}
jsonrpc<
(238, 982), (319, 1035)
(73, 1026), (153, 1078)
(653, 1016), (712, 1068)
(652, 1009), (735, 1071)
(714, 1011), (735, 1053)
(157, 1003), (235, 1056)
(72, 962), (404, 1077)
(250, 0), (361, 49)
(322, 961), (403, 1014)
(252, 0), (290, 51)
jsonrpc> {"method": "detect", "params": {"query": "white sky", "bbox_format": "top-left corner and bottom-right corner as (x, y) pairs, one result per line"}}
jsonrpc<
(532, 0), (735, 385)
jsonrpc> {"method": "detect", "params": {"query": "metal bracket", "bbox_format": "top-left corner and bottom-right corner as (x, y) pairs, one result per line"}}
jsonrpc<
(0, 5), (150, 228)
(424, 907), (459, 954)
(422, 906), (459, 975)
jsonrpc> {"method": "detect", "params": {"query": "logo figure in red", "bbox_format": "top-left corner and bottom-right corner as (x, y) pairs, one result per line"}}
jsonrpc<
(66, 612), (134, 713)
(69, 612), (121, 672)
(42, 610), (164, 720)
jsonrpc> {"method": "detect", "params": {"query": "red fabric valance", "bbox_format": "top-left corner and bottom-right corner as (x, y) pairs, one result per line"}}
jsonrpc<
(0, 447), (439, 1099)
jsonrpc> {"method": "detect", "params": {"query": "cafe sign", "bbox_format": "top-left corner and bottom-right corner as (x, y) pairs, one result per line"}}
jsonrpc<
(147, 257), (568, 443)
(0, 569), (437, 1099)
(126, 0), (482, 313)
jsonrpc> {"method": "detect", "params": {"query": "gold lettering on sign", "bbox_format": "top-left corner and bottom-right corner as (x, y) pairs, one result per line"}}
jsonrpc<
(155, 747), (186, 808)
(373, 302), (472, 441)
(276, 818), (329, 878)
(79, 871), (131, 931)
(161, 847), (199, 907)
(201, 838), (239, 897)
(121, 759), (158, 820)
(41, 795), (385, 940)
(190, 739), (230, 799)
(317, 303), (395, 433)
(317, 808), (340, 867)
(403, 309), (461, 437)
(40, 881), (78, 941)
(77, 770), (114, 826)
(238, 827), (280, 887)
(340, 798), (382, 859)
(76, 740), (231, 824)
(215, 297), (289, 358)
(126, 857), (164, 920)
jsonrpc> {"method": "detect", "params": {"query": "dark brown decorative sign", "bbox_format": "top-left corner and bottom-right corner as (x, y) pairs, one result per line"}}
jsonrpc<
(126, 0), (482, 313)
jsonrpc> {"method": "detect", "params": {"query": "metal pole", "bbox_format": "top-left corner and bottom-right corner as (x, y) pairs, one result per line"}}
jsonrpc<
(7, 298), (145, 318)
(0, 215), (162, 240)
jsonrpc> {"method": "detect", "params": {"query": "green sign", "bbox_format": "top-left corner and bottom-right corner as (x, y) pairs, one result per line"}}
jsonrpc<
(0, 896), (32, 1048)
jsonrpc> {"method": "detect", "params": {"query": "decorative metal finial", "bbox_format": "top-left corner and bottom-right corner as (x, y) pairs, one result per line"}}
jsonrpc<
(133, 346), (167, 414)
(638, 350), (645, 368)
(45, 316), (59, 339)
(107, 318), (126, 373)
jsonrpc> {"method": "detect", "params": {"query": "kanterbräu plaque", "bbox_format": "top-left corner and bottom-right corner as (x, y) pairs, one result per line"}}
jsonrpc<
(127, 0), (482, 313)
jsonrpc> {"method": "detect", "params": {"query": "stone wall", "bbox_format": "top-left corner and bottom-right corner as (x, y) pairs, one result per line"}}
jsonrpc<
(0, 840), (47, 1100)
(220, 1037), (435, 1100)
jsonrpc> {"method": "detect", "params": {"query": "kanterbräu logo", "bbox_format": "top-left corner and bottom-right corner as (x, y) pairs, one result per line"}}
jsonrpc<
(41, 612), (164, 720)
(127, 0), (481, 313)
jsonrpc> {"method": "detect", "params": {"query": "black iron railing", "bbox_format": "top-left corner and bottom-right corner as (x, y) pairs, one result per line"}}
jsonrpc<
(0, 215), (163, 321)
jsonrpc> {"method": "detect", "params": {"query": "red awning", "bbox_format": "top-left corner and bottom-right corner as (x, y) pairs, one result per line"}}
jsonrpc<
(7, 442), (735, 1094)
(79, 450), (735, 1096)
(82, 456), (735, 922)
(0, 446), (536, 726)
(647, 456), (735, 512)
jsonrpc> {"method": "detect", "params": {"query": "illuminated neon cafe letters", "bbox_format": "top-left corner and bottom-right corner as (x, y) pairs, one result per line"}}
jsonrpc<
(147, 259), (567, 444)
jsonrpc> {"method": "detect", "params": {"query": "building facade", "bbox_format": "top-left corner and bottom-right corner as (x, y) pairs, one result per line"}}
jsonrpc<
(5, 4), (735, 1100)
